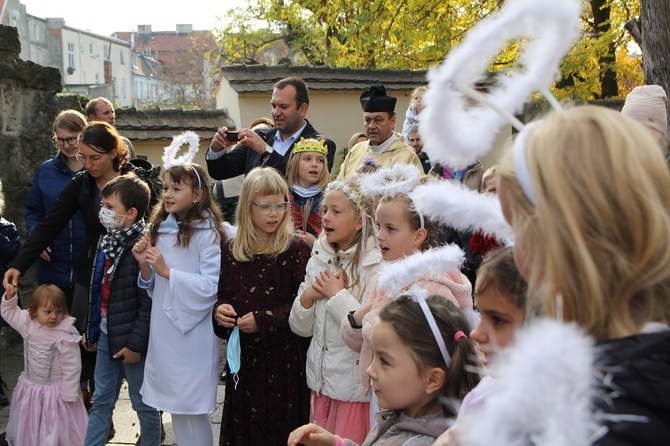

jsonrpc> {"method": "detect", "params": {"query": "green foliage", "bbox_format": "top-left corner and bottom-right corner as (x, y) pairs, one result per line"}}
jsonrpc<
(213, 0), (642, 100)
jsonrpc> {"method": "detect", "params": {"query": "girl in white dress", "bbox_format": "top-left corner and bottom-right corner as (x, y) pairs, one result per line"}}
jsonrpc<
(133, 145), (224, 445)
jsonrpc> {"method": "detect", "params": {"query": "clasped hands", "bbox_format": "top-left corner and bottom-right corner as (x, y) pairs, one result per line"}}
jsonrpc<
(215, 304), (258, 333)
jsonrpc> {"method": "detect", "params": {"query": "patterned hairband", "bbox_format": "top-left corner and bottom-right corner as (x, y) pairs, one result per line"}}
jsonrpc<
(327, 181), (365, 214)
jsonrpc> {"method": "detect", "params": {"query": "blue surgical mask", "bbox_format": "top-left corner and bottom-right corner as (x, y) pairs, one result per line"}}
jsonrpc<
(226, 326), (241, 389)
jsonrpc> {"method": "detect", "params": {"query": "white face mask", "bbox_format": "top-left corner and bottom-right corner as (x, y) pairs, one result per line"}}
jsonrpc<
(98, 207), (126, 231)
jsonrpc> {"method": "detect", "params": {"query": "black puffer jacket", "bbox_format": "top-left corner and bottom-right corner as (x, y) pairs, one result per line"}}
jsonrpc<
(105, 234), (152, 357)
(596, 330), (670, 445)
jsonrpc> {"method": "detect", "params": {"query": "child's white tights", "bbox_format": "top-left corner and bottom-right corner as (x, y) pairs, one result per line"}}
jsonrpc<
(171, 413), (213, 445)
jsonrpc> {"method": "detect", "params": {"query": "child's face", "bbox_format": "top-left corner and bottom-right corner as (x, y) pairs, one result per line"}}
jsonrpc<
(375, 201), (423, 261)
(413, 91), (425, 114)
(35, 305), (65, 328)
(296, 152), (325, 188)
(101, 193), (133, 230)
(162, 173), (200, 220)
(250, 193), (288, 239)
(470, 273), (525, 366)
(483, 176), (497, 195)
(367, 321), (438, 418)
(322, 190), (361, 250)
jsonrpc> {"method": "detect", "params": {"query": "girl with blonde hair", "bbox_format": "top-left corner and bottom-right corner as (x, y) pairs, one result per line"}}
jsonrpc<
(214, 167), (311, 445)
(289, 179), (383, 444)
(497, 105), (670, 444)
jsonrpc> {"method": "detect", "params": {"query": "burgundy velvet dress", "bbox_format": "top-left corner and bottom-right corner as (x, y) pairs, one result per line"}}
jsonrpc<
(214, 237), (311, 446)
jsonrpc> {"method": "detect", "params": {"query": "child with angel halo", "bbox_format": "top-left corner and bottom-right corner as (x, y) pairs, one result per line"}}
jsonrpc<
(289, 179), (383, 444)
(213, 166), (312, 445)
(288, 294), (480, 446)
(132, 131), (226, 445)
(1, 284), (88, 445)
(341, 166), (475, 414)
(286, 137), (330, 248)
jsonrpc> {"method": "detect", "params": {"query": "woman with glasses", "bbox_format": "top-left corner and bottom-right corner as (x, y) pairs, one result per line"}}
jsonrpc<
(4, 121), (135, 427)
(25, 110), (86, 310)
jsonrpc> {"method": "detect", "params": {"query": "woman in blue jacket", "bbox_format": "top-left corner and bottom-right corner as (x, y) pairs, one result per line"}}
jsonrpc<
(25, 110), (86, 309)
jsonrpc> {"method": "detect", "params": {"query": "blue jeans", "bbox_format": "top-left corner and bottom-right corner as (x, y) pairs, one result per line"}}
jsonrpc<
(84, 332), (161, 446)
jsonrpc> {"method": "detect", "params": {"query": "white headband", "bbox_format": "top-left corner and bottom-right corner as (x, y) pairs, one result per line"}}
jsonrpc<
(414, 293), (451, 367)
(512, 122), (541, 205)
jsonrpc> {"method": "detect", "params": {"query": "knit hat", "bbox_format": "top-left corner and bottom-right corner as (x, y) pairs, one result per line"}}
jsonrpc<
(621, 85), (668, 136)
(360, 84), (396, 113)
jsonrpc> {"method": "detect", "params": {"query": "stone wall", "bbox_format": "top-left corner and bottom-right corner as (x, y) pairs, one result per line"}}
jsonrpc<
(0, 24), (63, 235)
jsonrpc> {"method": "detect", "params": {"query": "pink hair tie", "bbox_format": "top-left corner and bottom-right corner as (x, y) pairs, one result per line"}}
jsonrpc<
(454, 331), (467, 342)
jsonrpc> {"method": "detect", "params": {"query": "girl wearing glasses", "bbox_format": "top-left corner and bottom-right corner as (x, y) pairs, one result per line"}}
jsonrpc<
(4, 121), (136, 415)
(214, 167), (312, 446)
(286, 138), (330, 248)
(25, 110), (87, 309)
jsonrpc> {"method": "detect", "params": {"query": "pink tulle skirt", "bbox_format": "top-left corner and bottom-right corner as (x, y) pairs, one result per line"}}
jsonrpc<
(310, 391), (370, 444)
(6, 373), (88, 446)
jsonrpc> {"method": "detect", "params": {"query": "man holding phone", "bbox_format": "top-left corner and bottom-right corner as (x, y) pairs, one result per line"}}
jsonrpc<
(206, 77), (336, 179)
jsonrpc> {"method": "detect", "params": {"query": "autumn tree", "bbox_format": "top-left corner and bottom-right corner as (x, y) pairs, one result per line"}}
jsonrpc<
(213, 0), (643, 100)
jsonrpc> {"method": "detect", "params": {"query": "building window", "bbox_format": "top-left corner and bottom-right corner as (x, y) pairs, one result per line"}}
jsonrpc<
(90, 43), (95, 56)
(68, 43), (76, 71)
(122, 79), (126, 99)
(120, 51), (125, 65)
(32, 24), (40, 42)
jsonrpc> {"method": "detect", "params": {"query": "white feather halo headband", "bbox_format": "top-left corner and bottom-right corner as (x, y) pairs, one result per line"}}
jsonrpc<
(162, 131), (202, 188)
(410, 180), (513, 245)
(162, 131), (201, 169)
(376, 244), (466, 299)
(357, 163), (422, 198)
(420, 0), (581, 169)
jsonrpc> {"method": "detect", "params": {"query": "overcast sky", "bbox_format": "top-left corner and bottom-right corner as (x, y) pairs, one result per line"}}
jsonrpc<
(20, 0), (244, 36)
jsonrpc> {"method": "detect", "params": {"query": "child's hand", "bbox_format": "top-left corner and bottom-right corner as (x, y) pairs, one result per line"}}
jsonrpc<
(113, 347), (141, 364)
(80, 334), (97, 352)
(145, 247), (169, 278)
(215, 303), (238, 328)
(237, 312), (258, 334)
(313, 269), (345, 298)
(132, 234), (151, 264)
(287, 423), (338, 446)
(295, 230), (316, 249)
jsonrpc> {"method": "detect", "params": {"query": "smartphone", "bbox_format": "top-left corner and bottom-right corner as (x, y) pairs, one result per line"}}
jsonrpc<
(227, 130), (239, 142)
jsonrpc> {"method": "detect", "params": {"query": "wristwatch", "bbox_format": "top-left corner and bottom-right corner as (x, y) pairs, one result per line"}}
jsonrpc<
(347, 310), (362, 329)
(264, 145), (274, 156)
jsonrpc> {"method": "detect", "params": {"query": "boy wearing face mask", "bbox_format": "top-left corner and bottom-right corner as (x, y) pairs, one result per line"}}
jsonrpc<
(83, 174), (162, 446)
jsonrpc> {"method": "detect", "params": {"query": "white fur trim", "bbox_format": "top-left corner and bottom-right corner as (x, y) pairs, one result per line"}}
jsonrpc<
(377, 244), (465, 298)
(410, 181), (513, 245)
(458, 318), (601, 445)
(162, 131), (200, 169)
(420, 0), (581, 168)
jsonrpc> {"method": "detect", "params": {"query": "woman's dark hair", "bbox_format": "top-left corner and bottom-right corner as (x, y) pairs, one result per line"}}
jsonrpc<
(379, 294), (480, 415)
(78, 122), (129, 171)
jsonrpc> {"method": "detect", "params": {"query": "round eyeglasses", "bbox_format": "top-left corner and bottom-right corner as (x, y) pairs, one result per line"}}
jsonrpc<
(75, 152), (108, 164)
(253, 201), (291, 214)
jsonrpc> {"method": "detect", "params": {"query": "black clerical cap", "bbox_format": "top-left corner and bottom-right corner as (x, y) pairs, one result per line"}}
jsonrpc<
(360, 84), (396, 113)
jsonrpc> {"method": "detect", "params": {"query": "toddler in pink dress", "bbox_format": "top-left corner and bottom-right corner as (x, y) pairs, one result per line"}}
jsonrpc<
(1, 284), (87, 446)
